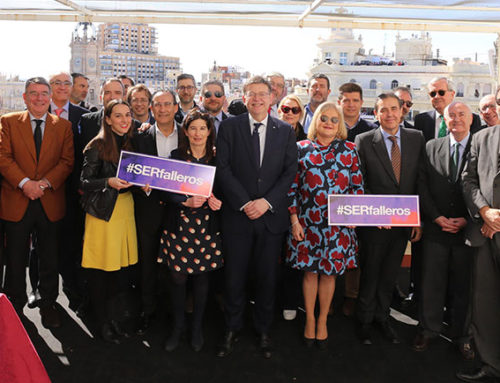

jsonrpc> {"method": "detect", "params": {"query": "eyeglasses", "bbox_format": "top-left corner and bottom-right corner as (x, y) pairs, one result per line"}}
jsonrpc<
(402, 101), (413, 108)
(246, 91), (270, 99)
(50, 80), (72, 87)
(320, 115), (339, 124)
(280, 105), (301, 115)
(204, 91), (224, 98)
(177, 85), (195, 91)
(131, 98), (149, 104)
(152, 101), (174, 108)
(429, 90), (447, 98)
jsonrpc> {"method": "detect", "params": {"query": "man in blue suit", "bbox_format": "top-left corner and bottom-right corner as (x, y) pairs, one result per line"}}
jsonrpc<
(215, 76), (297, 358)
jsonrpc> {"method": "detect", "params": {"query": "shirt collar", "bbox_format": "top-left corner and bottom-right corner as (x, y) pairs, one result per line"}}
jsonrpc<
(155, 123), (177, 138)
(345, 115), (361, 130)
(50, 101), (69, 112)
(380, 126), (400, 139)
(29, 112), (47, 123)
(449, 132), (470, 148)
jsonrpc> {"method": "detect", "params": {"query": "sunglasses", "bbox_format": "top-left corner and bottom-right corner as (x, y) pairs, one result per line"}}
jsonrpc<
(429, 90), (447, 98)
(281, 105), (301, 114)
(402, 101), (413, 108)
(320, 115), (339, 124)
(204, 91), (224, 98)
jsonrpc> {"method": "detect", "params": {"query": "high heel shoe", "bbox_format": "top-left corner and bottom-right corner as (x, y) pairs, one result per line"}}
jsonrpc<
(303, 336), (315, 348)
(165, 327), (183, 352)
(316, 337), (329, 350)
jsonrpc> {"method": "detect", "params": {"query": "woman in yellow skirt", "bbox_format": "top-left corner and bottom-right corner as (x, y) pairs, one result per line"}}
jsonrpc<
(80, 99), (138, 344)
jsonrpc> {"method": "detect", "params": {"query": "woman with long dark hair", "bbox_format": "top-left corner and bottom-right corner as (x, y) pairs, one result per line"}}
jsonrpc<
(80, 99), (138, 344)
(159, 109), (223, 352)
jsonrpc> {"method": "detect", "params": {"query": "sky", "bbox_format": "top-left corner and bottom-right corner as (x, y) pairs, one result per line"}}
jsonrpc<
(0, 20), (497, 81)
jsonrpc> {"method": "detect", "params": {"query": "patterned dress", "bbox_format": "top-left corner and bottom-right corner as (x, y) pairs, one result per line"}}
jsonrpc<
(287, 139), (364, 275)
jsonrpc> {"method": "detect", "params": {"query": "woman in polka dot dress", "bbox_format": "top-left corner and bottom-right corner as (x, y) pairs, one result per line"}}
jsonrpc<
(158, 109), (223, 353)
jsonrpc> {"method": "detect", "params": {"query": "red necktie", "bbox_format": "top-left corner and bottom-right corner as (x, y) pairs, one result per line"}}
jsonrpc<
(55, 108), (64, 117)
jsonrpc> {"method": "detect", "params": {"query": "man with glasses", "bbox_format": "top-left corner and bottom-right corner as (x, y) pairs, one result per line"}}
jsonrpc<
(216, 76), (297, 359)
(394, 86), (414, 129)
(303, 73), (331, 133)
(267, 72), (287, 118)
(478, 94), (499, 128)
(414, 77), (481, 142)
(175, 73), (197, 124)
(199, 80), (229, 134)
(127, 84), (155, 124)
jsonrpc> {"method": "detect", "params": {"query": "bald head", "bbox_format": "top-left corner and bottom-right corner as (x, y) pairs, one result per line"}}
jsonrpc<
(444, 101), (472, 142)
(49, 71), (73, 107)
(479, 94), (499, 127)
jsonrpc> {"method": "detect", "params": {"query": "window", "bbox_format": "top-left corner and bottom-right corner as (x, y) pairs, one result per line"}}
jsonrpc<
(339, 52), (348, 65)
(456, 83), (464, 97)
(369, 79), (377, 89)
(391, 80), (399, 89)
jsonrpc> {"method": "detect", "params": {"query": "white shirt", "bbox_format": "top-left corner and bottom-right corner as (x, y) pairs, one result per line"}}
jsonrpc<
(449, 132), (470, 173)
(155, 123), (178, 158)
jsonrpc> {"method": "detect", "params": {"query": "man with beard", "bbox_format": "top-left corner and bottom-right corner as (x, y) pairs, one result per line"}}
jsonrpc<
(199, 80), (229, 134)
(70, 73), (97, 112)
(303, 73), (331, 133)
(175, 73), (197, 124)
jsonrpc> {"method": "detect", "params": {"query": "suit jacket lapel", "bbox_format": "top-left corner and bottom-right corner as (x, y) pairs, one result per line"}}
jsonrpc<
(436, 136), (451, 178)
(261, 117), (277, 171)
(241, 114), (256, 170)
(19, 111), (37, 162)
(372, 128), (398, 185)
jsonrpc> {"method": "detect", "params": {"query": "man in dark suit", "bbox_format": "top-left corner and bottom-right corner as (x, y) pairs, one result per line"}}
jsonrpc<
(215, 76), (297, 358)
(414, 77), (481, 142)
(355, 92), (425, 345)
(132, 89), (180, 334)
(394, 86), (414, 129)
(174, 73), (197, 125)
(70, 73), (98, 112)
(457, 126), (500, 382)
(0, 77), (74, 327)
(336, 82), (375, 316)
(413, 102), (474, 359)
(199, 80), (229, 134)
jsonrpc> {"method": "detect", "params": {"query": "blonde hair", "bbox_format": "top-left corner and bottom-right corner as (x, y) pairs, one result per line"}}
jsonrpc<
(307, 102), (347, 141)
(278, 94), (305, 122)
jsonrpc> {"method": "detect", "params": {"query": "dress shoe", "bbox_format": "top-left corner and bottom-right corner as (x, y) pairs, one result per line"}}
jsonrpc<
(316, 337), (328, 350)
(412, 333), (431, 352)
(216, 330), (239, 357)
(40, 304), (62, 329)
(191, 328), (204, 352)
(101, 323), (120, 345)
(358, 324), (372, 345)
(456, 367), (499, 382)
(136, 312), (152, 335)
(303, 336), (315, 348)
(259, 333), (272, 359)
(165, 327), (183, 352)
(378, 321), (400, 344)
(342, 298), (356, 317)
(283, 309), (297, 321)
(27, 290), (41, 309)
(457, 342), (476, 361)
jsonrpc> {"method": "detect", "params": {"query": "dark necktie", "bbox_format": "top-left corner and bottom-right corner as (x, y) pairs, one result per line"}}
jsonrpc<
(252, 122), (262, 168)
(450, 142), (460, 181)
(34, 119), (43, 161)
(388, 136), (401, 183)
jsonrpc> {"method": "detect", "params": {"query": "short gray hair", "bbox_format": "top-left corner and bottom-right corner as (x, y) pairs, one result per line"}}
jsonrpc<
(428, 77), (455, 92)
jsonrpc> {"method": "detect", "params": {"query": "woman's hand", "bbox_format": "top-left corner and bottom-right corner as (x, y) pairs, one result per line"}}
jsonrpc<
(108, 177), (132, 190)
(208, 194), (222, 211)
(183, 195), (207, 208)
(292, 221), (305, 241)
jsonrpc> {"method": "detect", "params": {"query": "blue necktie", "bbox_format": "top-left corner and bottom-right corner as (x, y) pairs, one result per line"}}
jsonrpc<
(252, 122), (262, 168)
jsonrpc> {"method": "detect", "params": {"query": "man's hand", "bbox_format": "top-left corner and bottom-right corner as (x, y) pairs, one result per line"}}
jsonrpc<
(410, 226), (423, 242)
(137, 122), (151, 133)
(480, 207), (500, 232)
(480, 223), (498, 239)
(244, 198), (270, 220)
(22, 180), (45, 200)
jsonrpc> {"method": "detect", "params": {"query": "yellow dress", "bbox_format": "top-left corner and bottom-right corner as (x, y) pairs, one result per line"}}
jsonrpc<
(82, 192), (138, 271)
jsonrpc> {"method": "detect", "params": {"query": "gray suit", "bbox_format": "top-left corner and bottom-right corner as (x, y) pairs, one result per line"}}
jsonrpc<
(462, 126), (500, 377)
(355, 127), (426, 324)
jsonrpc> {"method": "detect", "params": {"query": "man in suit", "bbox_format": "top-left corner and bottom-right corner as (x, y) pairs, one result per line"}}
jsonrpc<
(267, 72), (286, 118)
(355, 92), (425, 345)
(127, 84), (155, 125)
(0, 77), (74, 328)
(175, 73), (197, 125)
(70, 73), (98, 112)
(199, 80), (229, 134)
(132, 89), (179, 334)
(394, 86), (414, 129)
(216, 76), (297, 358)
(336, 82), (375, 316)
(413, 102), (474, 359)
(478, 94), (499, 129)
(414, 77), (481, 142)
(303, 73), (331, 133)
(457, 125), (500, 382)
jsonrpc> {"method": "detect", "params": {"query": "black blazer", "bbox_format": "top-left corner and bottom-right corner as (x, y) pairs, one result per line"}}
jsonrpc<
(414, 109), (482, 142)
(355, 127), (427, 243)
(216, 113), (297, 234)
(347, 118), (376, 142)
(420, 135), (471, 244)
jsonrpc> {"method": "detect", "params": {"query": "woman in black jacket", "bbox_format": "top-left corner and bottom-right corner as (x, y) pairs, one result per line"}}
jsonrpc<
(158, 109), (223, 352)
(80, 99), (138, 344)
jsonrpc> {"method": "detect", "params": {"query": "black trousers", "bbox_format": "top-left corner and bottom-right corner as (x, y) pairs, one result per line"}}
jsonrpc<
(223, 222), (283, 334)
(418, 239), (472, 341)
(472, 240), (500, 377)
(357, 231), (408, 324)
(4, 200), (60, 308)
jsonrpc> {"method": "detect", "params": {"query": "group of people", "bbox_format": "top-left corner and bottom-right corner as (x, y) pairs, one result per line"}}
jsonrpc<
(0, 69), (499, 383)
